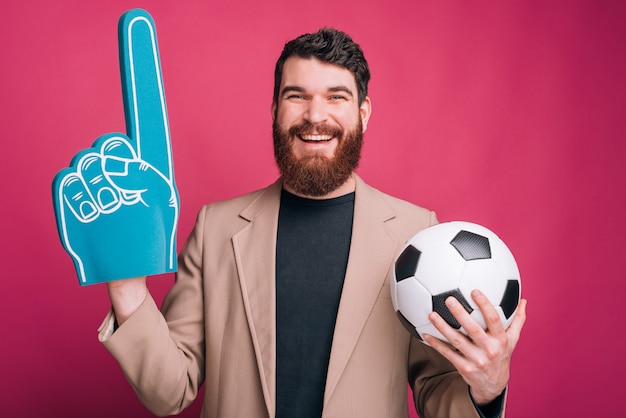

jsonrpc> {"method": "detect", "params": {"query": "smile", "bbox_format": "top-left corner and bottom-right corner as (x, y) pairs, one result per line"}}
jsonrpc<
(299, 134), (334, 142)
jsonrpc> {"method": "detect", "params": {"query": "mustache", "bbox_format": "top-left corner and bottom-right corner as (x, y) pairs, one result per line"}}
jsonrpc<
(288, 122), (343, 139)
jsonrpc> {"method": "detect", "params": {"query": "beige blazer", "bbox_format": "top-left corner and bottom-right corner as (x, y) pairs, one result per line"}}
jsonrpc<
(100, 175), (486, 418)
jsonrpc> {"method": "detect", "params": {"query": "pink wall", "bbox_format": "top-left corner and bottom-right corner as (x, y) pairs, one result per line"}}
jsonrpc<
(2, 1), (624, 416)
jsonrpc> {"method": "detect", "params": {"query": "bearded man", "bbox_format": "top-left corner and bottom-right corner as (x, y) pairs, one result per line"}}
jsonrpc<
(100, 28), (526, 418)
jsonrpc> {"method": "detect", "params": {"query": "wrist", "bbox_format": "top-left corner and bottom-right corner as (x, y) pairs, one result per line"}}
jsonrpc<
(107, 276), (148, 325)
(470, 386), (505, 407)
(470, 387), (496, 406)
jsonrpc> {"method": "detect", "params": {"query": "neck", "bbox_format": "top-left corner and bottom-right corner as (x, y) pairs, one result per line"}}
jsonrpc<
(283, 174), (356, 200)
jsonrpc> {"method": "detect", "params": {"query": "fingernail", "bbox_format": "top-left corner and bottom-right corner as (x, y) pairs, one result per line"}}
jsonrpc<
(79, 201), (98, 220)
(98, 187), (118, 209)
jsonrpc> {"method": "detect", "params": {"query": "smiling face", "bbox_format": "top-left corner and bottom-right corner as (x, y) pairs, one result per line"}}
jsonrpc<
(272, 56), (372, 198)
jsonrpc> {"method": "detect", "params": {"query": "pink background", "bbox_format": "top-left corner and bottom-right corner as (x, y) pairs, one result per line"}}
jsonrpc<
(2, 1), (624, 416)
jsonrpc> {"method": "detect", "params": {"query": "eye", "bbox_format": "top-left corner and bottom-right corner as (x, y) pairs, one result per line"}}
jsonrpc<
(286, 94), (306, 100)
(329, 95), (347, 101)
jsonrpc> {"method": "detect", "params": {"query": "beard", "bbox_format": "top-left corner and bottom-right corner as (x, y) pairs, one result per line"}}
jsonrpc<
(273, 118), (364, 197)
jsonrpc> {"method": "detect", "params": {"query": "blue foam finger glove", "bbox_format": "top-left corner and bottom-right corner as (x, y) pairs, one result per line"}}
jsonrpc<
(52, 9), (179, 285)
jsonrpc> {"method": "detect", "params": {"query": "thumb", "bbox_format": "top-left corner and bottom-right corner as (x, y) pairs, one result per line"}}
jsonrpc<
(104, 158), (173, 207)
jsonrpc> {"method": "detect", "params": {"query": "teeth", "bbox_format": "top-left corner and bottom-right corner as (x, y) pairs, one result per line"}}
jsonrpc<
(300, 134), (333, 141)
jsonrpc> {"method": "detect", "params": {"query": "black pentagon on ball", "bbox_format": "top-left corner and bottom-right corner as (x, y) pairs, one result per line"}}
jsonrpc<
(500, 279), (521, 319)
(395, 245), (421, 282)
(432, 289), (473, 329)
(450, 230), (491, 261)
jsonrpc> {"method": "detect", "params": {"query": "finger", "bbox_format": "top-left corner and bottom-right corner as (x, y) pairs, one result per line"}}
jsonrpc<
(107, 160), (171, 202)
(100, 134), (138, 161)
(425, 312), (470, 359)
(428, 306), (467, 349)
(92, 133), (143, 204)
(471, 289), (506, 335)
(441, 296), (489, 351)
(56, 171), (99, 222)
(423, 332), (464, 362)
(98, 134), (173, 204)
(505, 298), (527, 347)
(118, 9), (173, 181)
(99, 134), (139, 180)
(77, 152), (121, 214)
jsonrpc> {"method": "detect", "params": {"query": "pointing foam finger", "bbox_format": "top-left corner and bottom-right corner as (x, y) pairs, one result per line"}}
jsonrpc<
(118, 9), (173, 182)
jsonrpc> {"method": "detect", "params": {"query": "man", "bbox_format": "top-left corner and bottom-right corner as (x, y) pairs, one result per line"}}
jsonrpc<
(99, 28), (526, 417)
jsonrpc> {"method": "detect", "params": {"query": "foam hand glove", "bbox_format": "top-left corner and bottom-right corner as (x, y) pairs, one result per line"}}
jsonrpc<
(53, 9), (179, 285)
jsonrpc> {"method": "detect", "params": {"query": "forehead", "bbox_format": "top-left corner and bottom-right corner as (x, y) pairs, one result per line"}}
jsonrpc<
(280, 56), (357, 93)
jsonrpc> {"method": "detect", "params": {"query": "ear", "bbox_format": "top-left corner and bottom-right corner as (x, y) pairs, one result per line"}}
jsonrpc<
(271, 101), (277, 121)
(359, 96), (372, 133)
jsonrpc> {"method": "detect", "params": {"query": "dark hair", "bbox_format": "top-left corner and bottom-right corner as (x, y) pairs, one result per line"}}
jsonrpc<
(273, 28), (370, 105)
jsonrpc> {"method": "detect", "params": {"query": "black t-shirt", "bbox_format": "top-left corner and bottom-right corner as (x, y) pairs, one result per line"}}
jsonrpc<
(275, 189), (355, 417)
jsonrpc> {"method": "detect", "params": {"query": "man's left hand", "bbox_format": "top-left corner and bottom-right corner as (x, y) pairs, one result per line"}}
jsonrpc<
(423, 290), (527, 405)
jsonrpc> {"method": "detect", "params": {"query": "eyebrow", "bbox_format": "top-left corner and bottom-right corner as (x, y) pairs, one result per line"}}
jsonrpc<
(328, 86), (354, 97)
(280, 86), (305, 97)
(280, 85), (354, 98)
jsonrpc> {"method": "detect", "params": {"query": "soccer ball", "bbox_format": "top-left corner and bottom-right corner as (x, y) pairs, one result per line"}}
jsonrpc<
(391, 221), (521, 343)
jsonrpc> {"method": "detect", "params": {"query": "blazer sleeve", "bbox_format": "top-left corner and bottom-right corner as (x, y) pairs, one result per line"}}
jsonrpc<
(409, 337), (487, 418)
(98, 206), (208, 416)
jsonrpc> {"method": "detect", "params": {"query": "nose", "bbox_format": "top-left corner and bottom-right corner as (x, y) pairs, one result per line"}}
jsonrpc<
(304, 96), (328, 124)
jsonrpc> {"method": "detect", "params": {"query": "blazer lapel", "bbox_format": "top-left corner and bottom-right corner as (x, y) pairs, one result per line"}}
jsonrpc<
(323, 175), (398, 405)
(230, 177), (399, 413)
(232, 180), (282, 417)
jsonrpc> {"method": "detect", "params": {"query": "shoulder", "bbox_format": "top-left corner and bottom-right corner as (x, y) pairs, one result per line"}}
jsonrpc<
(355, 176), (438, 243)
(356, 176), (436, 222)
(198, 180), (282, 219)
(379, 187), (433, 219)
(182, 180), (282, 248)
